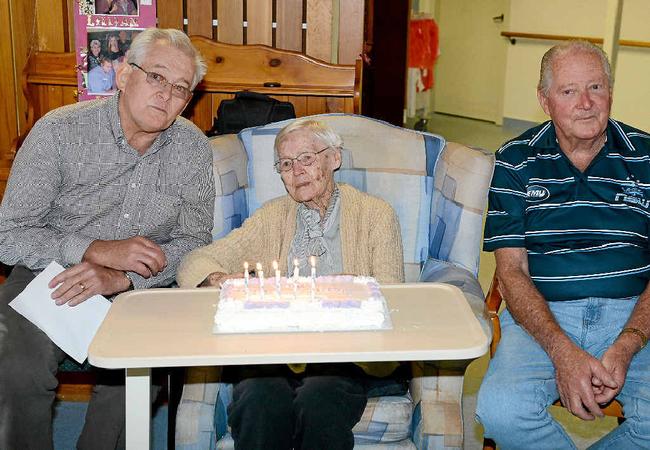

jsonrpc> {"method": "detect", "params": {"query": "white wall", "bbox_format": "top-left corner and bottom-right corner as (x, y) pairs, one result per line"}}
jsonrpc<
(503, 0), (650, 130)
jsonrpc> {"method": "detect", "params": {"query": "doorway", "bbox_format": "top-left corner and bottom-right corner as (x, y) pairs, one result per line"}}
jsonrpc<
(434, 0), (509, 124)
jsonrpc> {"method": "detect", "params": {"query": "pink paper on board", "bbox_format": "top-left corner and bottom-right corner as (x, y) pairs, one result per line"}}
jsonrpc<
(74, 0), (157, 102)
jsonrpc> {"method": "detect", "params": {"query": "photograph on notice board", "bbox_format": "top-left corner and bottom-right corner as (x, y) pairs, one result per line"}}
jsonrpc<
(74, 0), (155, 101)
(83, 29), (142, 94)
(95, 0), (139, 16)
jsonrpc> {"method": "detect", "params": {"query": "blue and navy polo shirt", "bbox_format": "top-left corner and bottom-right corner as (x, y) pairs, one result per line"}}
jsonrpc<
(484, 119), (650, 301)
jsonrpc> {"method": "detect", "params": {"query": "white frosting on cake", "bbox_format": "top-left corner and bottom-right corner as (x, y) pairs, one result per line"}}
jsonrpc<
(213, 275), (392, 333)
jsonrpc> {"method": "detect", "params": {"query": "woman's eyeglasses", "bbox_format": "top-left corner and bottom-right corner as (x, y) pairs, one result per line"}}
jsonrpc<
(274, 146), (331, 173)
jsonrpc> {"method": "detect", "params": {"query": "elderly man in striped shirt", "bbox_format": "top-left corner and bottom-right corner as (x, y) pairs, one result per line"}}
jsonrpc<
(0, 29), (215, 450)
(477, 40), (650, 449)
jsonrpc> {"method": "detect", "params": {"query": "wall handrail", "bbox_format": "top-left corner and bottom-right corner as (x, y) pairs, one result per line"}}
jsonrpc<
(501, 31), (650, 49)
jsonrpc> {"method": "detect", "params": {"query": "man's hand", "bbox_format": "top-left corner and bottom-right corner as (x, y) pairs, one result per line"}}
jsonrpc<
(551, 342), (618, 420)
(49, 262), (131, 306)
(83, 237), (166, 278)
(593, 338), (636, 405)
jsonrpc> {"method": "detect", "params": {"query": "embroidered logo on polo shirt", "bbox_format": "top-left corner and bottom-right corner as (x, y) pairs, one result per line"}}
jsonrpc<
(526, 185), (550, 202)
(615, 186), (649, 209)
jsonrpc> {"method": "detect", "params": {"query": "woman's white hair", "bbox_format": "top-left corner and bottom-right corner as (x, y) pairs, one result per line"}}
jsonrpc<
(274, 118), (344, 161)
(126, 28), (207, 90)
(538, 40), (612, 95)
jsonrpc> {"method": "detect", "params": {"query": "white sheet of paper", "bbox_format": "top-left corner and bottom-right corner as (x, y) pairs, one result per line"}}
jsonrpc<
(9, 261), (112, 364)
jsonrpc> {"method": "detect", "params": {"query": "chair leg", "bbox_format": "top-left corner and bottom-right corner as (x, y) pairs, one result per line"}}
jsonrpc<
(167, 367), (185, 450)
(483, 437), (497, 450)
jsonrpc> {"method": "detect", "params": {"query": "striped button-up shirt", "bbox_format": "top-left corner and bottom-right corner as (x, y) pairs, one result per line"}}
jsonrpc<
(0, 93), (215, 289)
(484, 119), (650, 301)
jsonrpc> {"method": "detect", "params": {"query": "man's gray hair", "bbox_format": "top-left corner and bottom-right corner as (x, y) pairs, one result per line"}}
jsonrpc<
(274, 118), (344, 162)
(126, 28), (207, 90)
(538, 40), (612, 95)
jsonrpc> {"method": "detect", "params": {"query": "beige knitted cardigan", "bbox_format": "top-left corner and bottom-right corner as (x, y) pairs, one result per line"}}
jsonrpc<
(177, 184), (404, 288)
(177, 184), (404, 376)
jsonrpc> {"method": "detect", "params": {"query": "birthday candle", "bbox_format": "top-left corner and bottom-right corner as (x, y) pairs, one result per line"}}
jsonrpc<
(256, 262), (264, 288)
(243, 261), (249, 286)
(273, 260), (281, 289)
(293, 258), (300, 279)
(309, 256), (316, 300)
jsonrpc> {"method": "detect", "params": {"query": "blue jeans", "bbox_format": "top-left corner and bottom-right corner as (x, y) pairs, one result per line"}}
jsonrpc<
(476, 297), (650, 449)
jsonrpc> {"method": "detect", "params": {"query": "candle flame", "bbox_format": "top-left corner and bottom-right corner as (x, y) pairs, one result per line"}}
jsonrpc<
(244, 261), (249, 270)
(293, 258), (299, 266)
(256, 262), (263, 271)
(310, 255), (316, 267)
(272, 260), (278, 270)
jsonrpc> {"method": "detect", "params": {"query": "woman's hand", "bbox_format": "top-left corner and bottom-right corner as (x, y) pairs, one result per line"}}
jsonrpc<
(199, 271), (244, 287)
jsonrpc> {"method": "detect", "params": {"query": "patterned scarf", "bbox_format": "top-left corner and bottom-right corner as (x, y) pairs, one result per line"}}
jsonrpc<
(287, 185), (342, 275)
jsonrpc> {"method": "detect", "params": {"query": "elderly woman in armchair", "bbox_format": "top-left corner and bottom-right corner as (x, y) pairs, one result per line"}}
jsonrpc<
(177, 118), (404, 450)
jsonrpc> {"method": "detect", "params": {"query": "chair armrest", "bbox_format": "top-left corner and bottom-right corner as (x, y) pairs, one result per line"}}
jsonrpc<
(419, 258), (492, 342)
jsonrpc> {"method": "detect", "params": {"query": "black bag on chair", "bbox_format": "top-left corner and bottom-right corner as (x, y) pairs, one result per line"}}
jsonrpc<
(208, 91), (296, 136)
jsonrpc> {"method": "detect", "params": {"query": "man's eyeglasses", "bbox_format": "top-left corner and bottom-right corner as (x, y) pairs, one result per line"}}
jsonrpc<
(130, 63), (192, 100)
(274, 146), (331, 173)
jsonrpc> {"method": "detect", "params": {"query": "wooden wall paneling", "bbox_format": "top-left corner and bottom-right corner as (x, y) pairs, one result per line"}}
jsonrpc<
(246, 0), (272, 45)
(306, 0), (333, 62)
(325, 97), (344, 113)
(46, 86), (65, 113)
(338, 0), (363, 64)
(36, 0), (66, 51)
(10, 0), (37, 138)
(158, 0), (185, 30)
(187, 0), (213, 38)
(185, 93), (215, 132)
(343, 97), (353, 113)
(217, 0), (243, 44)
(276, 0), (302, 51)
(289, 96), (307, 117)
(62, 86), (78, 107)
(306, 96), (326, 115)
(209, 92), (236, 123)
(0, 158), (12, 201)
(66, 0), (75, 51)
(0, 1), (18, 160)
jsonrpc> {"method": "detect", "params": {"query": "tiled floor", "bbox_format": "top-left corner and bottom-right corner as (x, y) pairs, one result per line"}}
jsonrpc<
(423, 113), (618, 449)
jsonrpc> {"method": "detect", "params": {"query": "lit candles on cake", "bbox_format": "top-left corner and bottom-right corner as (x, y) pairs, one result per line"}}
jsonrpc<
(309, 255), (316, 300)
(310, 256), (317, 279)
(256, 262), (264, 287)
(273, 260), (281, 290)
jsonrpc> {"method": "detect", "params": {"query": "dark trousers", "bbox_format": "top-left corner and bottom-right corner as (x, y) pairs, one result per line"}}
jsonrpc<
(225, 364), (369, 450)
(0, 266), (144, 450)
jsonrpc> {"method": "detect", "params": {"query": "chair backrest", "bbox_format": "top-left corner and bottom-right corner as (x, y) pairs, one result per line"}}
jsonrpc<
(209, 114), (494, 281)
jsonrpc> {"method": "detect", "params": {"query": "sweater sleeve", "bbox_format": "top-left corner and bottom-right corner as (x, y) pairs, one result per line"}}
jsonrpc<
(369, 199), (405, 283)
(176, 199), (285, 287)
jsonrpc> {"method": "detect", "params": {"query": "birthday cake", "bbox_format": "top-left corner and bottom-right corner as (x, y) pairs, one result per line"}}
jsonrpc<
(213, 275), (392, 333)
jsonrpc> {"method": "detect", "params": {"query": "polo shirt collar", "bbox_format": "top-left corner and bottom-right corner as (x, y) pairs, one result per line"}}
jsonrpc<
(528, 118), (637, 154)
(605, 118), (637, 152)
(106, 91), (173, 156)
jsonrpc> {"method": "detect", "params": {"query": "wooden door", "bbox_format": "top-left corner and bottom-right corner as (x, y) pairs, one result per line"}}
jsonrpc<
(434, 0), (509, 123)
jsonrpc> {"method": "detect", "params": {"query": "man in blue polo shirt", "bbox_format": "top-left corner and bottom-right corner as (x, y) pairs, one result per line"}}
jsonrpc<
(476, 40), (650, 449)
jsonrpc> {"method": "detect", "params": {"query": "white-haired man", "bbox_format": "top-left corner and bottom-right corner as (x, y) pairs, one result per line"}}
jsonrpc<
(477, 40), (650, 449)
(0, 28), (215, 449)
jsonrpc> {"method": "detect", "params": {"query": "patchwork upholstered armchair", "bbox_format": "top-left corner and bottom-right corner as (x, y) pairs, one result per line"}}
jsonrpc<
(175, 114), (494, 449)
